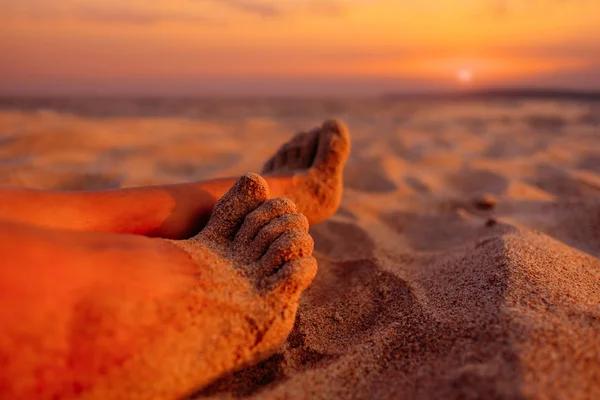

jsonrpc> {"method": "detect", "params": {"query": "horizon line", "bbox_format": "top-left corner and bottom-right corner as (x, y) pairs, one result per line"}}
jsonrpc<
(0, 87), (600, 100)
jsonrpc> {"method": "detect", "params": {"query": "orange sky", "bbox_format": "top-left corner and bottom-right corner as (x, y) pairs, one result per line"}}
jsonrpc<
(1, 0), (599, 95)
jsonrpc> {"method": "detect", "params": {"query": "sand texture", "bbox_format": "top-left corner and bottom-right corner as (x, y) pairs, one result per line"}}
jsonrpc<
(0, 98), (599, 399)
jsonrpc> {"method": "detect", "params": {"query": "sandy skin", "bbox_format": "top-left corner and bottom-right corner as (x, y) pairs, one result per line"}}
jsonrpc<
(262, 119), (351, 225)
(0, 121), (352, 399)
(0, 174), (316, 399)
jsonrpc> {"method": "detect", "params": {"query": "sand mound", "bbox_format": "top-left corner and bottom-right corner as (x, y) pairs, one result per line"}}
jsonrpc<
(200, 228), (599, 400)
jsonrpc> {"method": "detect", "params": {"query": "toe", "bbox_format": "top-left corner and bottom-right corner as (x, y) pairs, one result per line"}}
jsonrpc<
(313, 119), (351, 174)
(202, 173), (270, 243)
(272, 144), (289, 170)
(285, 132), (309, 170)
(261, 157), (275, 174)
(233, 197), (297, 251)
(261, 230), (314, 273)
(299, 129), (320, 169)
(266, 256), (318, 298)
(248, 213), (309, 261)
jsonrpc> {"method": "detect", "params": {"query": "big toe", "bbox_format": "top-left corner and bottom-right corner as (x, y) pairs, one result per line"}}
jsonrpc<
(312, 119), (351, 175)
(202, 173), (270, 243)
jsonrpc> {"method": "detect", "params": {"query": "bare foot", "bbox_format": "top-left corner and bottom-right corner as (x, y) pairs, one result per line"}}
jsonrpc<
(88, 173), (317, 399)
(262, 119), (351, 225)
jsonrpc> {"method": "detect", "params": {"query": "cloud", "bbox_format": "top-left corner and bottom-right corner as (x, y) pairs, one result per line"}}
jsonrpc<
(0, 0), (223, 25)
(78, 4), (221, 25)
(488, 0), (592, 18)
(218, 0), (282, 17)
(202, 0), (351, 18)
(305, 2), (347, 17)
(491, 41), (600, 64)
(500, 63), (600, 90)
(1, 0), (354, 23)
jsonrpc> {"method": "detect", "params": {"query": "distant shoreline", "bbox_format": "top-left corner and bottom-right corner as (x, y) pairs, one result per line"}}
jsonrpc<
(0, 88), (600, 102)
(382, 88), (600, 101)
(0, 88), (599, 119)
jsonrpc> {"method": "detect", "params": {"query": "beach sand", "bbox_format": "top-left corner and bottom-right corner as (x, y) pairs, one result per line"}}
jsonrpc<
(0, 98), (598, 399)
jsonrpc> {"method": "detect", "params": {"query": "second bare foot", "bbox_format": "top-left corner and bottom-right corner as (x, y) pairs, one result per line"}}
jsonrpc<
(262, 119), (351, 225)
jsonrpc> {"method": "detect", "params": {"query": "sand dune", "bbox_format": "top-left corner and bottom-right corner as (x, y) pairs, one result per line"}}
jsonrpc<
(0, 98), (598, 399)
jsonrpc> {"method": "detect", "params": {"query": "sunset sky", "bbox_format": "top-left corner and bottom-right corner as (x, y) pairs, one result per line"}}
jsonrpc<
(1, 0), (599, 95)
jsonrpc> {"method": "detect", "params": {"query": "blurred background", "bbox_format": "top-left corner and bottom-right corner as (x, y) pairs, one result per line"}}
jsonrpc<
(0, 0), (598, 192)
(1, 0), (599, 96)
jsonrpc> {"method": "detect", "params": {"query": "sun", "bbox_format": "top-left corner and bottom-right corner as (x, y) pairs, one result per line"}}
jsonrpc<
(457, 69), (474, 84)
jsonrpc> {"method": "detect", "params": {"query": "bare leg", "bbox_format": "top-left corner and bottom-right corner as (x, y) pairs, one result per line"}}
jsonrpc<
(0, 174), (316, 400)
(0, 120), (351, 239)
